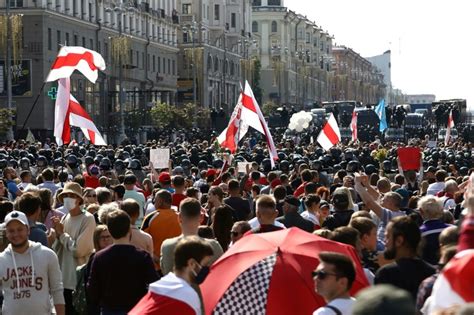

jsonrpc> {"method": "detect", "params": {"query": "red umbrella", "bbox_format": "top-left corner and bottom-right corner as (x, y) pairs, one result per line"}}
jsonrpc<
(201, 227), (369, 315)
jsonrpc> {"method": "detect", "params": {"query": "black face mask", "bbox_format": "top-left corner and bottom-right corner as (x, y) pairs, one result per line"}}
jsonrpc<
(193, 264), (210, 285)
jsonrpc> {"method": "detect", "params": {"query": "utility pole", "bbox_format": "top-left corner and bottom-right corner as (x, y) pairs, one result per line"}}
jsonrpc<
(222, 31), (227, 109)
(118, 10), (126, 143)
(5, 0), (13, 140)
(192, 23), (197, 107)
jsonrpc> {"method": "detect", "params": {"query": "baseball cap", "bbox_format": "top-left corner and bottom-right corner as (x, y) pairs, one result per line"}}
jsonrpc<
(319, 200), (330, 209)
(4, 211), (29, 227)
(332, 192), (349, 209)
(158, 172), (171, 183)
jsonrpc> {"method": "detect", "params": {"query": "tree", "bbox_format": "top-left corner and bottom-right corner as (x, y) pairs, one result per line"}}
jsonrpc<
(0, 108), (15, 139)
(252, 58), (263, 105)
(262, 101), (279, 117)
(150, 102), (176, 128)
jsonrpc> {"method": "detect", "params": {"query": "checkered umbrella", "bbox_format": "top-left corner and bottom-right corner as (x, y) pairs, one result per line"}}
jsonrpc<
(201, 227), (369, 315)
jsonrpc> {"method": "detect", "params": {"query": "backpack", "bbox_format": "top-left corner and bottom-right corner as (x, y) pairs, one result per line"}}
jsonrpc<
(72, 264), (88, 315)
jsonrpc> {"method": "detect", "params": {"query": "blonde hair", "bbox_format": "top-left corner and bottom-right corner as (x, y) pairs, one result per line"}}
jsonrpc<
(418, 196), (443, 220)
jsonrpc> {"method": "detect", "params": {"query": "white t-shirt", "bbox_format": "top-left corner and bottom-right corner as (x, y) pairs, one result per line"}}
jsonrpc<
(313, 298), (356, 315)
(427, 182), (445, 196)
(248, 217), (286, 229)
(301, 211), (319, 226)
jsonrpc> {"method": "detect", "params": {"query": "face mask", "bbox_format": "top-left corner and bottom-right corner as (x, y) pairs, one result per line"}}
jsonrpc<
(192, 262), (210, 285)
(63, 197), (77, 211)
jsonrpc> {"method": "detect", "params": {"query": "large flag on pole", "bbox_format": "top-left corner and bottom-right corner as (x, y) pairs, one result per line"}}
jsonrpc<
(219, 81), (278, 168)
(55, 78), (106, 146)
(46, 46), (106, 83)
(217, 92), (249, 153)
(350, 109), (358, 142)
(445, 109), (454, 146)
(317, 113), (341, 151)
(241, 81), (278, 167)
(375, 99), (387, 132)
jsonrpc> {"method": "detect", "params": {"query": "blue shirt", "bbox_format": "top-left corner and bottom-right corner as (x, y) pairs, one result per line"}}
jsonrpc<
(6, 180), (19, 199)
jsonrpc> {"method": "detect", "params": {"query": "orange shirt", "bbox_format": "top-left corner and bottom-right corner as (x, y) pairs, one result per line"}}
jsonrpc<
(141, 208), (181, 270)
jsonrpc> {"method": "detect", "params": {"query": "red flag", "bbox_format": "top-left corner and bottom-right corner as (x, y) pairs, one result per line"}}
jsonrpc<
(397, 147), (421, 171)
(317, 113), (341, 151)
(46, 46), (106, 83)
(350, 110), (357, 141)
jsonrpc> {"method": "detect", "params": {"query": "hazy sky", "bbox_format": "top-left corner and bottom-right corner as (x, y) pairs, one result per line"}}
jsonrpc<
(286, 0), (473, 111)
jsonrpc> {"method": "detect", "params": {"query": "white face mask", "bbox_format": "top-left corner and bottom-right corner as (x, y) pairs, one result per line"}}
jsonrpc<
(63, 197), (77, 211)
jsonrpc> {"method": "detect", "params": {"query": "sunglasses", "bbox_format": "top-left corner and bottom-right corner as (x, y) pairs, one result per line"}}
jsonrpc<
(311, 270), (339, 280)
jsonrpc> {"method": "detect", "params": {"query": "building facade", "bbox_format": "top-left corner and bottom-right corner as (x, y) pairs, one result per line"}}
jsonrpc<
(251, 0), (333, 108)
(332, 46), (385, 105)
(176, 0), (251, 114)
(1, 0), (179, 143)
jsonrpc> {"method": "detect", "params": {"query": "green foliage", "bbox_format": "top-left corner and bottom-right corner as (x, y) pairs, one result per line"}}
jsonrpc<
(0, 108), (15, 137)
(252, 58), (263, 105)
(150, 102), (211, 129)
(262, 101), (278, 117)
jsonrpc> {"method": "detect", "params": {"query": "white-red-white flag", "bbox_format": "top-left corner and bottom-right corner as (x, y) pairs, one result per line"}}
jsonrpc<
(217, 92), (249, 153)
(427, 249), (474, 314)
(54, 78), (106, 146)
(46, 46), (106, 83)
(129, 273), (201, 315)
(317, 113), (341, 151)
(350, 109), (358, 142)
(241, 81), (278, 167)
(445, 109), (454, 146)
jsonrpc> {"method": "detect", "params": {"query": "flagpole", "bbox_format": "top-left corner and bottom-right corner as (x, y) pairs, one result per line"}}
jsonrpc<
(21, 81), (47, 131)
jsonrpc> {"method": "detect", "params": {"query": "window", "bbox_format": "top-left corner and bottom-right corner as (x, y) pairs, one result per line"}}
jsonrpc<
(74, 35), (78, 46)
(306, 32), (310, 43)
(271, 21), (277, 33)
(214, 4), (220, 21)
(252, 0), (261, 6)
(172, 60), (176, 75)
(207, 55), (212, 71)
(57, 30), (61, 47)
(183, 33), (189, 43)
(65, 33), (70, 45)
(182, 3), (191, 14)
(104, 42), (109, 62)
(252, 21), (258, 33)
(147, 54), (150, 71)
(268, 0), (281, 5)
(90, 39), (94, 49)
(168, 59), (171, 74)
(158, 57), (161, 73)
(142, 52), (145, 69)
(153, 55), (156, 72)
(136, 51), (139, 67)
(48, 28), (52, 50)
(9, 0), (24, 7)
(163, 58), (166, 73)
(82, 37), (86, 47)
(231, 13), (236, 28)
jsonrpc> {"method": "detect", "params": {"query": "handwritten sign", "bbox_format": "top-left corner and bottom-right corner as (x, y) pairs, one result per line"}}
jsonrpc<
(150, 148), (170, 169)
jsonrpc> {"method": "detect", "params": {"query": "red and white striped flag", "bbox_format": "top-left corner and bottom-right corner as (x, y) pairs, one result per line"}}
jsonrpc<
(46, 46), (106, 83)
(241, 81), (278, 167)
(317, 113), (341, 151)
(218, 81), (278, 168)
(428, 249), (474, 313)
(350, 109), (358, 142)
(444, 109), (454, 146)
(217, 92), (249, 153)
(129, 273), (201, 315)
(54, 78), (106, 146)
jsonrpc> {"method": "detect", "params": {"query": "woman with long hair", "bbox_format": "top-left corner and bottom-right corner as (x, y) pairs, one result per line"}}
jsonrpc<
(38, 188), (64, 231)
(211, 205), (235, 251)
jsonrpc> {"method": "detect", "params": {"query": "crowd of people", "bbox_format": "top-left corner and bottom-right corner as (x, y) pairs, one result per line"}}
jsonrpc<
(0, 128), (473, 315)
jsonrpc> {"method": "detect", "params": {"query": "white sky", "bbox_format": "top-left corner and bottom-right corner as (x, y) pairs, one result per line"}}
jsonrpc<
(286, 0), (474, 111)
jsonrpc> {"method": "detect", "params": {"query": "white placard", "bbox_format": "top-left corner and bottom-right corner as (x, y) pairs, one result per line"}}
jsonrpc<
(150, 148), (170, 169)
(427, 141), (437, 148)
(237, 162), (252, 173)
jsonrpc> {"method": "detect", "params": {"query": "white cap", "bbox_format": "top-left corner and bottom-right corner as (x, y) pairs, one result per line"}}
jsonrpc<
(4, 211), (29, 227)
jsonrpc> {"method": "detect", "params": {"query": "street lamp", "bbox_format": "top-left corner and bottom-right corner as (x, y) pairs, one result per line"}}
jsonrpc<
(238, 38), (257, 84)
(182, 20), (205, 107)
(295, 49), (310, 108)
(105, 1), (135, 143)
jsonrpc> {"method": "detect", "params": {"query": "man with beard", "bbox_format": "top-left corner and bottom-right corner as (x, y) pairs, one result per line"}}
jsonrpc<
(374, 216), (435, 300)
(0, 211), (65, 315)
